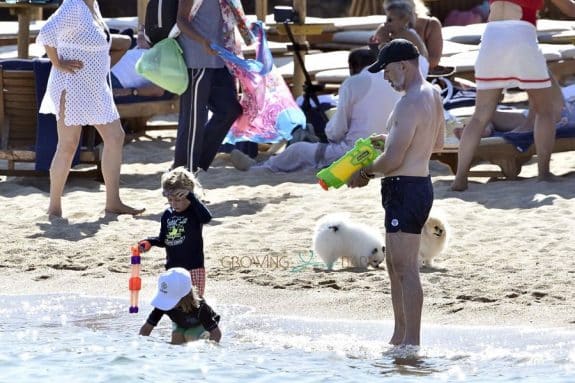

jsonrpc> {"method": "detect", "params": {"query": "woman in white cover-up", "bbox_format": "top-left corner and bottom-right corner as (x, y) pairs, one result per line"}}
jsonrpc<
(37, 0), (143, 217)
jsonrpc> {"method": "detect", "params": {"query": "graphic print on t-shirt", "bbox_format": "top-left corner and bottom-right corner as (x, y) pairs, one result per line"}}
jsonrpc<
(165, 216), (187, 246)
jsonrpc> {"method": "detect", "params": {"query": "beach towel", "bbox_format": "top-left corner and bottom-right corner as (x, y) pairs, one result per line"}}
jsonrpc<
(475, 20), (550, 90)
(496, 126), (575, 152)
(494, 101), (575, 152)
(219, 0), (255, 53)
(213, 22), (306, 144)
(433, 77), (477, 110)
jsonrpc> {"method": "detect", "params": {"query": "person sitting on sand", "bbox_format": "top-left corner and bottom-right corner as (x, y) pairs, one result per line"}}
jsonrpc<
(139, 268), (222, 345)
(229, 48), (402, 172)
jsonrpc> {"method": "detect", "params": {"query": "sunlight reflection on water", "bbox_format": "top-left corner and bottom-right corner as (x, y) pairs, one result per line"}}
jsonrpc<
(0, 294), (573, 383)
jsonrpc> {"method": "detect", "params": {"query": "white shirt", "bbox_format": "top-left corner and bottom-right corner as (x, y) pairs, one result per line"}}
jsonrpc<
(37, 0), (119, 126)
(111, 48), (154, 88)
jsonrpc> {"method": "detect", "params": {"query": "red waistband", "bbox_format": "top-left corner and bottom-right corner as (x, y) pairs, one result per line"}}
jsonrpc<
(489, 0), (543, 25)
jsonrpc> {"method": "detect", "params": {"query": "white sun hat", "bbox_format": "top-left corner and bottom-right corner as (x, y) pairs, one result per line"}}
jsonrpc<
(150, 268), (192, 311)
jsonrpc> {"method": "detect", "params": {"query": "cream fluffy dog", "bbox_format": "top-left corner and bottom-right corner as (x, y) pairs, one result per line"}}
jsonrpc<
(419, 210), (450, 268)
(313, 213), (385, 270)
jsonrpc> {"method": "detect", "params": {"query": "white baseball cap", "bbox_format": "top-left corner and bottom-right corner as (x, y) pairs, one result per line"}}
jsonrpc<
(150, 268), (192, 311)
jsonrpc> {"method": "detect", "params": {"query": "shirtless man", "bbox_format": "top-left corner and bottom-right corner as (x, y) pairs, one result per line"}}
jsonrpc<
(348, 39), (444, 346)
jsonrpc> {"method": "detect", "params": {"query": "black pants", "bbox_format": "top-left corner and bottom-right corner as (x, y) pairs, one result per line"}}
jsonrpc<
(174, 67), (242, 171)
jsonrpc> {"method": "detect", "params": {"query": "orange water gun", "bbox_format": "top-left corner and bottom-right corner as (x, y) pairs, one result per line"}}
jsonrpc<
(128, 245), (142, 313)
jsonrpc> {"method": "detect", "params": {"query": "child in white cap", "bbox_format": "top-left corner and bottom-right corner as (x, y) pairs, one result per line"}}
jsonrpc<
(139, 267), (222, 344)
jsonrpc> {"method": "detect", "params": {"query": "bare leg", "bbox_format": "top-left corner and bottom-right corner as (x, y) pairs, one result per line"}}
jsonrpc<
(534, 114), (556, 180)
(94, 120), (144, 215)
(527, 87), (559, 181)
(231, 142), (322, 172)
(386, 234), (405, 345)
(453, 123), (493, 140)
(48, 93), (82, 217)
(109, 34), (131, 66)
(171, 331), (185, 345)
(258, 142), (321, 172)
(491, 108), (531, 133)
(386, 232), (423, 346)
(451, 88), (502, 191)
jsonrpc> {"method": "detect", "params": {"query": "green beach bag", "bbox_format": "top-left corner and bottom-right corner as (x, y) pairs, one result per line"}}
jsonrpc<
(135, 37), (189, 95)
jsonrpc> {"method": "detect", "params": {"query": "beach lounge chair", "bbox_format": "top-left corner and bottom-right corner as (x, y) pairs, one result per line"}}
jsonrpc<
(441, 19), (575, 45)
(274, 50), (350, 83)
(0, 59), (101, 176)
(115, 96), (179, 139)
(0, 58), (179, 177)
(433, 136), (575, 179)
(440, 43), (575, 84)
(439, 19), (575, 83)
(313, 40), (467, 86)
(434, 105), (575, 179)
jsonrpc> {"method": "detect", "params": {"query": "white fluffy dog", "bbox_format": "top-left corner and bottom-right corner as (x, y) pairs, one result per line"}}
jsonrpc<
(419, 209), (450, 268)
(313, 213), (385, 270)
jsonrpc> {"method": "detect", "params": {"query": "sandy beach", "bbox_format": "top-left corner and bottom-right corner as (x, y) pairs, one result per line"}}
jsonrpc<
(1, 128), (574, 330)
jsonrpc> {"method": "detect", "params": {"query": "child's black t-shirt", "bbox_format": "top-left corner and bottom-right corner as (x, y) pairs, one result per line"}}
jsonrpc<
(146, 299), (220, 331)
(147, 193), (211, 269)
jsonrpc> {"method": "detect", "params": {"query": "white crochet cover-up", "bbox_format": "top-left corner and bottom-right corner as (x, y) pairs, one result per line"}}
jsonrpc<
(37, 0), (119, 126)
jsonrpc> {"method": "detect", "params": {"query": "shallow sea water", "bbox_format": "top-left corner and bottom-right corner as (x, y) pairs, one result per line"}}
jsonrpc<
(1, 294), (574, 382)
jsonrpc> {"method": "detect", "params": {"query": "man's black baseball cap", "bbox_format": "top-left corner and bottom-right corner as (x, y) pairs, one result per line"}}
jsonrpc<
(368, 38), (420, 73)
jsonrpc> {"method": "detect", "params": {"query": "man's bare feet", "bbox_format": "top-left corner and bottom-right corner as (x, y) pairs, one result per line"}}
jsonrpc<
(48, 214), (67, 223)
(48, 207), (62, 218)
(105, 203), (145, 215)
(450, 178), (468, 191)
(537, 172), (561, 183)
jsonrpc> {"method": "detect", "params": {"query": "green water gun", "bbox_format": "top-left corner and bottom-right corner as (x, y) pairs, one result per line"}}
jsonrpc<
(317, 137), (383, 190)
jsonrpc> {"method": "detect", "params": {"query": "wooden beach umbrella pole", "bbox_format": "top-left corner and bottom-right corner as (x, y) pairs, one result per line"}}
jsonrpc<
(137, 0), (147, 27)
(291, 0), (307, 97)
(349, 0), (381, 16)
(255, 0), (267, 21)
